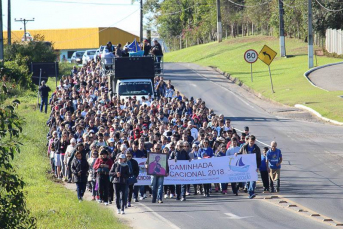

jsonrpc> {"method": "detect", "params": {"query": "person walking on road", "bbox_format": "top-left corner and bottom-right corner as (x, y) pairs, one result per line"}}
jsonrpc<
(237, 135), (261, 199)
(39, 80), (51, 113)
(71, 151), (89, 202)
(260, 147), (270, 192)
(110, 154), (130, 215)
(266, 141), (282, 193)
(126, 151), (139, 207)
(147, 143), (168, 203)
(170, 141), (191, 201)
(93, 150), (113, 205)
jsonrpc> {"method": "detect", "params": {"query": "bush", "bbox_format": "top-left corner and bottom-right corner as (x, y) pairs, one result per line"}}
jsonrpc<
(0, 92), (37, 228)
(2, 56), (34, 90)
(5, 34), (58, 63)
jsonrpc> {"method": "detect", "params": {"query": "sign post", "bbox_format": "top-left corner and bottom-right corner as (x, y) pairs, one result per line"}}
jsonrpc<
(244, 49), (258, 82)
(258, 45), (277, 93)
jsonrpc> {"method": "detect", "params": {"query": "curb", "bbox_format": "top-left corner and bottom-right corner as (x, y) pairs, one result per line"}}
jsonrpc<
(210, 65), (343, 126)
(304, 61), (343, 92)
(294, 104), (343, 126)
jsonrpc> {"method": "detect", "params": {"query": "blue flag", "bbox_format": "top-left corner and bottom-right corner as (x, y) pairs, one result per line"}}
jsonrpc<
(127, 39), (141, 52)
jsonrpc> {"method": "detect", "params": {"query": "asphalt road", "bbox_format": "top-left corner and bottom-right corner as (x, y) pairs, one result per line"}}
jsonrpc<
(127, 62), (343, 229)
(308, 63), (343, 91)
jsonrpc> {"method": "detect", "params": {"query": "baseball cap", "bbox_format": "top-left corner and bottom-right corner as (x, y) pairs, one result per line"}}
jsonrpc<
(244, 126), (249, 131)
(118, 154), (126, 159)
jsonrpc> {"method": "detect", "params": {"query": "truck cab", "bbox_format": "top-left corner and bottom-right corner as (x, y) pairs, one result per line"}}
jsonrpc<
(117, 79), (154, 101)
(108, 56), (156, 100)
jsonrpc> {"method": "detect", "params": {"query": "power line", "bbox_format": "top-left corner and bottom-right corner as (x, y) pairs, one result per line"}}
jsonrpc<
(314, 0), (343, 12)
(14, 18), (35, 41)
(161, 4), (200, 16)
(28, 0), (137, 6)
(54, 9), (139, 44)
(226, 0), (272, 8)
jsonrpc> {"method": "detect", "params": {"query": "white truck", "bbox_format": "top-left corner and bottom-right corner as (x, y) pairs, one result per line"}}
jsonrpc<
(108, 57), (156, 101)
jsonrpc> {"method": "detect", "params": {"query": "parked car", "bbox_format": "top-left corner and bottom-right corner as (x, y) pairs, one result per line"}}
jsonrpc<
(96, 46), (106, 61)
(70, 51), (85, 64)
(82, 49), (96, 65)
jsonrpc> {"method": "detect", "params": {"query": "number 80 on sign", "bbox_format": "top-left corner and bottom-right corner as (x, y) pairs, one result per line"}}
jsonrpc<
(244, 49), (258, 63)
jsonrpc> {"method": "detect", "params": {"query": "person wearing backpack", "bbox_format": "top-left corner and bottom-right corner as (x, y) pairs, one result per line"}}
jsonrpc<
(266, 141), (282, 193)
(110, 154), (130, 215)
(125, 151), (139, 207)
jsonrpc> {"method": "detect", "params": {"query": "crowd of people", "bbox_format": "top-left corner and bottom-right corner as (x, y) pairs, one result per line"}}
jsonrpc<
(44, 46), (282, 215)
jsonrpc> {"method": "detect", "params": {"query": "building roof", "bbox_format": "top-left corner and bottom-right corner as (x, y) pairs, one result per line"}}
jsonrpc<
(3, 27), (139, 50)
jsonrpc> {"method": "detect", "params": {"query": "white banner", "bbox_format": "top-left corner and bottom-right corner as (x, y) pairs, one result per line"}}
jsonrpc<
(135, 154), (257, 185)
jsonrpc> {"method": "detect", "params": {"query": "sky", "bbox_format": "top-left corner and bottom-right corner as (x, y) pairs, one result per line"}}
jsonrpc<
(3, 0), (141, 35)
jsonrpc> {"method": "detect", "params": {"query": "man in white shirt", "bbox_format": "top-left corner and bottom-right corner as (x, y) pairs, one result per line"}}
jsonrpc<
(225, 137), (240, 195)
(188, 121), (198, 140)
(226, 137), (240, 156)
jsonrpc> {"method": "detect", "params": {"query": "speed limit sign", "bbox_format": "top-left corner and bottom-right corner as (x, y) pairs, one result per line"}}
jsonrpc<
(244, 49), (258, 63)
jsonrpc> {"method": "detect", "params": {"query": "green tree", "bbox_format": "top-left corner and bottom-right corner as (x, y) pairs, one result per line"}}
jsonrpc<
(0, 85), (36, 228)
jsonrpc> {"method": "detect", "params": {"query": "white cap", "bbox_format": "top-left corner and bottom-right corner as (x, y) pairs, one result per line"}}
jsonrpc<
(70, 138), (76, 143)
(118, 154), (126, 159)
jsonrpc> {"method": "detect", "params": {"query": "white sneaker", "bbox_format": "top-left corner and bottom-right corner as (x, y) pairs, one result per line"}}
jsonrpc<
(104, 202), (109, 206)
(139, 196), (144, 201)
(121, 210), (125, 215)
(164, 194), (168, 199)
(143, 194), (147, 199)
(117, 209), (121, 214)
(170, 194), (174, 198)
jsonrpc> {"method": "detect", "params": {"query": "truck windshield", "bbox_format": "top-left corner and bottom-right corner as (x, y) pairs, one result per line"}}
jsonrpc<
(118, 81), (152, 96)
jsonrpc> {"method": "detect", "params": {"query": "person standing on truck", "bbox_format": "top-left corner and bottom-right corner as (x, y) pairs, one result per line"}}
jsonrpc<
(115, 43), (123, 57)
(106, 41), (114, 53)
(143, 39), (151, 56)
(151, 39), (163, 73)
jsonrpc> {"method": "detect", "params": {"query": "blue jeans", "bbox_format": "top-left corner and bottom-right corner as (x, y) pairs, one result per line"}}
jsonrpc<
(248, 181), (256, 196)
(40, 96), (48, 113)
(176, 184), (186, 199)
(151, 176), (164, 202)
(76, 182), (87, 200)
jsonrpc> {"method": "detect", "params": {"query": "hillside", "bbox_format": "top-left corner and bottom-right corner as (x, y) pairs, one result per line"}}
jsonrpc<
(165, 36), (343, 122)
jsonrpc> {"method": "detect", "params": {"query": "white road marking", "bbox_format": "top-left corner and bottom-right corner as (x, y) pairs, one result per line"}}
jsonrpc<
(235, 128), (270, 147)
(224, 213), (253, 220)
(137, 202), (181, 229)
(190, 68), (255, 109)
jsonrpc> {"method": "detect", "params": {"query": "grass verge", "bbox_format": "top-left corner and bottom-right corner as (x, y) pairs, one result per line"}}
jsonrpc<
(165, 36), (343, 122)
(11, 89), (126, 229)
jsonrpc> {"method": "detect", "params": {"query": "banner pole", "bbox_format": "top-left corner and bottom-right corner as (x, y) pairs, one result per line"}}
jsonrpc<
(268, 65), (275, 93)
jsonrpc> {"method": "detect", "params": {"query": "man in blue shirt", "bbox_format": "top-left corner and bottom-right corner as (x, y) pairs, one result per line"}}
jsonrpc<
(266, 141), (282, 193)
(237, 135), (261, 199)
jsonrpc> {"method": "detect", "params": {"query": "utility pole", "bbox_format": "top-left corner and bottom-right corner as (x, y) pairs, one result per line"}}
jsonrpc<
(14, 18), (35, 41)
(216, 0), (222, 42)
(7, 0), (11, 45)
(0, 0), (4, 60)
(140, 0), (143, 42)
(308, 0), (313, 68)
(278, 0), (286, 57)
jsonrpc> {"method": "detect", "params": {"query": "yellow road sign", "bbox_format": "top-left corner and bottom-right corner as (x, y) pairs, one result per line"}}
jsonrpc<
(258, 45), (277, 65)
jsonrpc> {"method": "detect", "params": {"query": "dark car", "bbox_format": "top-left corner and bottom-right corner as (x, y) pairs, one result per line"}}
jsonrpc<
(70, 51), (85, 64)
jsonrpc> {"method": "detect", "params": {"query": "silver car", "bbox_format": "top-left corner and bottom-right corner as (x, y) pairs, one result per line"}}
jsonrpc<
(82, 49), (97, 65)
